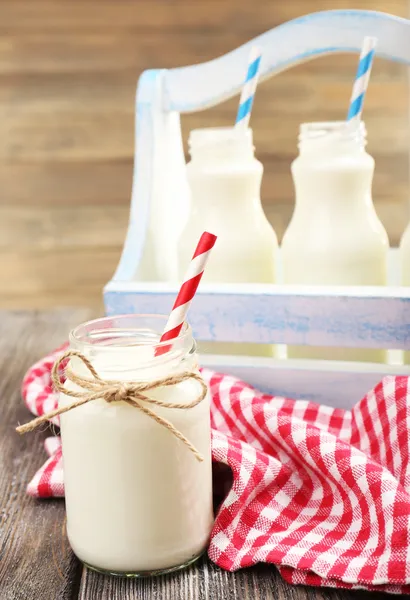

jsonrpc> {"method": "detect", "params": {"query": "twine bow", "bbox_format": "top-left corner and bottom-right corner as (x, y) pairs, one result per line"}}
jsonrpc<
(16, 350), (208, 462)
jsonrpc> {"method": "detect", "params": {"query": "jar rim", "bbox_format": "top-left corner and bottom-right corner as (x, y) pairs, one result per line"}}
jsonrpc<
(69, 314), (193, 353)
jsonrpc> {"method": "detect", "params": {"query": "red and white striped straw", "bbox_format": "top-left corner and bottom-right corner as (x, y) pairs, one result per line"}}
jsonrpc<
(155, 231), (217, 356)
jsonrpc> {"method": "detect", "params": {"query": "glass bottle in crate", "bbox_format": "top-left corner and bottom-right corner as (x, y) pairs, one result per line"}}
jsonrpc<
(178, 127), (278, 357)
(282, 121), (389, 362)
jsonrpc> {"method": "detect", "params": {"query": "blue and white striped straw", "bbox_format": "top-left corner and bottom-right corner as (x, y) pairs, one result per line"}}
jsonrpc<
(235, 46), (262, 129)
(347, 36), (377, 123)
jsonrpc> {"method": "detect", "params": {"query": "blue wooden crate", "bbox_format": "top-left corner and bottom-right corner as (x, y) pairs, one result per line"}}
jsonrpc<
(104, 10), (410, 408)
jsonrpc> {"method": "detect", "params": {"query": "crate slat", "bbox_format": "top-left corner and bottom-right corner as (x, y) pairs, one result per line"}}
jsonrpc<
(105, 283), (410, 349)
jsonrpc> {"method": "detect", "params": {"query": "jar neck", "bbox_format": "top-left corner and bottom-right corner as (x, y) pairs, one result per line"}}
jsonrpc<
(189, 127), (255, 164)
(69, 315), (196, 380)
(298, 121), (367, 156)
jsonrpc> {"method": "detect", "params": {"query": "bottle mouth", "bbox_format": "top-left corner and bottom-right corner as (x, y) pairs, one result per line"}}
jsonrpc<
(188, 126), (254, 153)
(298, 121), (367, 145)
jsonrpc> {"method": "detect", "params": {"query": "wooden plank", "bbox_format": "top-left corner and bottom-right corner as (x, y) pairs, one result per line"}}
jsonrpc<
(0, 72), (137, 111)
(0, 207), (128, 250)
(0, 194), (406, 312)
(0, 309), (93, 599)
(0, 151), (405, 207)
(5, 103), (405, 163)
(0, 290), (104, 311)
(0, 33), (405, 78)
(0, 162), (132, 207)
(1, 0), (407, 32)
(0, 197), (404, 256)
(0, 69), (406, 131)
(200, 354), (410, 408)
(0, 196), (405, 311)
(2, 244), (405, 312)
(0, 73), (406, 116)
(104, 284), (410, 349)
(0, 33), (254, 75)
(0, 152), (405, 207)
(0, 111), (133, 161)
(0, 110), (407, 161)
(0, 2), (239, 32)
(79, 553), (387, 599)
(0, 247), (120, 295)
(0, 152), (405, 253)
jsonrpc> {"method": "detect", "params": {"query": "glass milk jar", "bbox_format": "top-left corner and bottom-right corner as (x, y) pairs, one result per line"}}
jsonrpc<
(59, 315), (213, 576)
(282, 122), (389, 362)
(178, 127), (278, 356)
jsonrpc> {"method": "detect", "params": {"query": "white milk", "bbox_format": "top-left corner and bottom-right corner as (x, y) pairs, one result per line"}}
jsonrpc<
(178, 127), (278, 356)
(59, 315), (213, 576)
(282, 122), (389, 362)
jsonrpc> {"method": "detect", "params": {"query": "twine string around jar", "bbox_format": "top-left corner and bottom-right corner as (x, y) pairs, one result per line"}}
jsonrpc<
(16, 350), (208, 462)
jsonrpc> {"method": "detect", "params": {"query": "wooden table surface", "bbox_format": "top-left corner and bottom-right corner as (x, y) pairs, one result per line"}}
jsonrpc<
(0, 309), (396, 599)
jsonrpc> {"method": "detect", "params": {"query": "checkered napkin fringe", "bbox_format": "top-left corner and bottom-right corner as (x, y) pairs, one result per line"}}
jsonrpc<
(21, 345), (410, 593)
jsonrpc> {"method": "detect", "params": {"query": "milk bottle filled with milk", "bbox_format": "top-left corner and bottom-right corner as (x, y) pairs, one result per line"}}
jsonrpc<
(177, 127), (278, 356)
(282, 121), (389, 362)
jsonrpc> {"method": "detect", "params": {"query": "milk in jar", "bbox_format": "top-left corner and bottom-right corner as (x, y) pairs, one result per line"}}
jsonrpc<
(59, 315), (213, 576)
(178, 127), (278, 356)
(282, 121), (389, 362)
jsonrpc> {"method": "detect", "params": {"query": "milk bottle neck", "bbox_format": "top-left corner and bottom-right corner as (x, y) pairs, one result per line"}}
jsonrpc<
(292, 120), (373, 215)
(298, 121), (367, 156)
(188, 127), (255, 165)
(187, 127), (262, 213)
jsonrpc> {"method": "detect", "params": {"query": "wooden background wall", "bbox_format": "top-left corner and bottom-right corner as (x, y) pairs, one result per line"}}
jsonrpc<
(0, 0), (409, 309)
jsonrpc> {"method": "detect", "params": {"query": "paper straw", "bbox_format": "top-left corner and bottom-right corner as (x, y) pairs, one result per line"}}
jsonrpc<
(155, 231), (217, 356)
(235, 46), (262, 129)
(347, 36), (377, 123)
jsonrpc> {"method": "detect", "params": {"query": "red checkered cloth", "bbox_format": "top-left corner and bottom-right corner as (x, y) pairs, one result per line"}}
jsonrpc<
(21, 345), (410, 593)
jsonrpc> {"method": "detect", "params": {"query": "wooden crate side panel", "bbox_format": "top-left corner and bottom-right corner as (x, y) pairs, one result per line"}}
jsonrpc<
(104, 286), (410, 349)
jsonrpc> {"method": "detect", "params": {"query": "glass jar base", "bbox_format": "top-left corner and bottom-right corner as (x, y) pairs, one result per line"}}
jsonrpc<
(82, 551), (204, 578)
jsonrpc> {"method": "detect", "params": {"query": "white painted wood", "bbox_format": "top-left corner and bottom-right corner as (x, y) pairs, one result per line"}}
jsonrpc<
(199, 354), (410, 408)
(112, 71), (189, 282)
(165, 10), (410, 113)
(104, 281), (410, 349)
